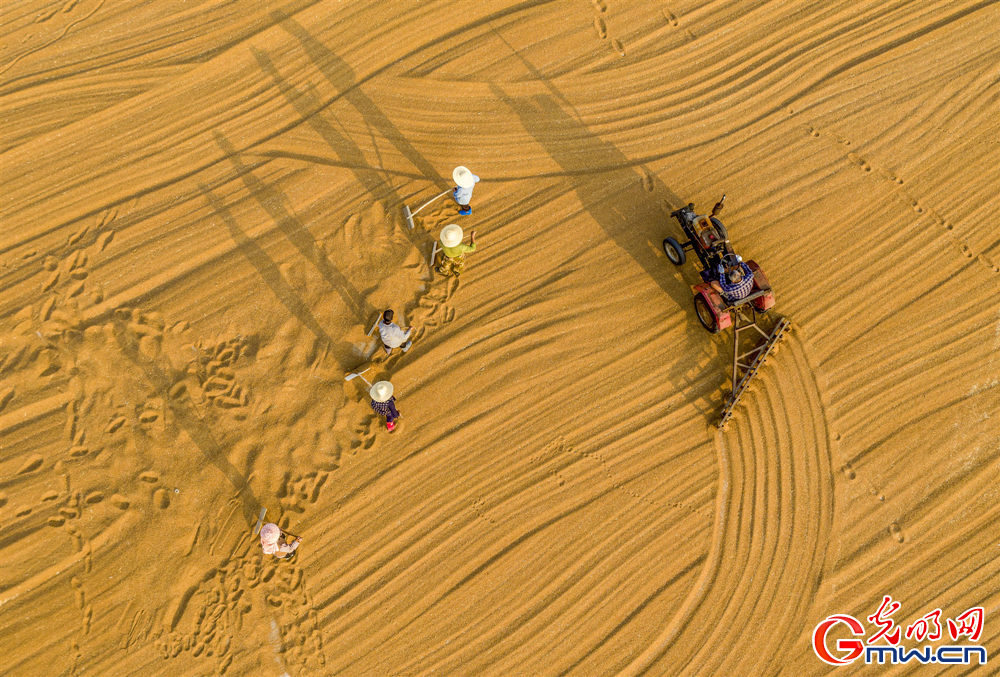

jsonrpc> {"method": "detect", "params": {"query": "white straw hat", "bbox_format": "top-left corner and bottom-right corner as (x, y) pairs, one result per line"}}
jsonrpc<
(440, 224), (463, 248)
(370, 380), (394, 402)
(453, 166), (477, 188)
(260, 523), (281, 544)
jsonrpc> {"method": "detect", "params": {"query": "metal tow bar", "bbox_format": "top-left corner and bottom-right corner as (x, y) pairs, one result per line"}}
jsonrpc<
(718, 312), (791, 429)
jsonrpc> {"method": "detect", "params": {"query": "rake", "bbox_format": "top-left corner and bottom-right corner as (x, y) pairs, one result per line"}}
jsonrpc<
(403, 189), (450, 230)
(429, 241), (439, 269)
(428, 231), (472, 269)
(344, 368), (373, 388)
(252, 507), (267, 535)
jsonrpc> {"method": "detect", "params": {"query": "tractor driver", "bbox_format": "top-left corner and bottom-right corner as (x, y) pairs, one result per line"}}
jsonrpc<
(713, 257), (755, 302)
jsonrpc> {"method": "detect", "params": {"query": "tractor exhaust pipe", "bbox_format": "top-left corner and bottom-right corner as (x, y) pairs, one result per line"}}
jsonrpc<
(711, 194), (726, 217)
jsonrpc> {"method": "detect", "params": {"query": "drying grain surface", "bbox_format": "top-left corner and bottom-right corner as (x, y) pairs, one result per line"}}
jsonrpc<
(1, 1), (998, 674)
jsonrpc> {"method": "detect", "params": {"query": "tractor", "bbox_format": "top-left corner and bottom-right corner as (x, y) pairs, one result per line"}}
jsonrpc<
(662, 195), (790, 428)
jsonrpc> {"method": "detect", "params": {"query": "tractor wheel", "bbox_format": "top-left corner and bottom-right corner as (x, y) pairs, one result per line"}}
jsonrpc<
(662, 237), (686, 265)
(694, 294), (720, 333)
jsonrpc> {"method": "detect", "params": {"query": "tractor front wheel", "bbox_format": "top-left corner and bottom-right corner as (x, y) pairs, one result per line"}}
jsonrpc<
(662, 237), (686, 265)
(694, 294), (720, 334)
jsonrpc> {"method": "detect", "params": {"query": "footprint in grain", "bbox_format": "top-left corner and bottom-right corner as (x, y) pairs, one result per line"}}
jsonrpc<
(889, 521), (905, 543)
(18, 454), (44, 474)
(594, 17), (607, 39)
(68, 227), (89, 252)
(71, 576), (84, 608)
(847, 152), (872, 173)
(0, 386), (14, 412)
(139, 470), (159, 483)
(41, 267), (61, 291)
(73, 596), (92, 646)
(612, 38), (625, 56)
(153, 488), (170, 509)
(105, 415), (127, 434)
(96, 230), (115, 252)
(82, 605), (93, 635)
(138, 406), (161, 425)
(39, 296), (57, 321)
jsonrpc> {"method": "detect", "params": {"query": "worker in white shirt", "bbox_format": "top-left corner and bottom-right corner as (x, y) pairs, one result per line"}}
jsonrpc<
(452, 166), (480, 215)
(378, 309), (413, 356)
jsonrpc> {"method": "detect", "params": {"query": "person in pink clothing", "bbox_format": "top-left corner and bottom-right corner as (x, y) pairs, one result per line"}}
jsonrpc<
(260, 522), (301, 559)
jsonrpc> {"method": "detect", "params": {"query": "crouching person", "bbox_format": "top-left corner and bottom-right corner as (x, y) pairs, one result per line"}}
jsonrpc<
(260, 523), (301, 559)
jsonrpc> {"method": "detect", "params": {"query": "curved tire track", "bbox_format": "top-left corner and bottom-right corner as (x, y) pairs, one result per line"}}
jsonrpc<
(623, 332), (835, 675)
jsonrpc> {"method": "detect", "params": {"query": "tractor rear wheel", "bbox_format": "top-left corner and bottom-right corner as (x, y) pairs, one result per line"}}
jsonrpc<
(694, 294), (720, 333)
(662, 237), (686, 265)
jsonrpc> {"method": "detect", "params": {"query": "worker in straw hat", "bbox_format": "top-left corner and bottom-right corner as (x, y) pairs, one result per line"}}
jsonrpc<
(259, 522), (302, 559)
(435, 223), (477, 277)
(369, 380), (400, 431)
(451, 166), (480, 215)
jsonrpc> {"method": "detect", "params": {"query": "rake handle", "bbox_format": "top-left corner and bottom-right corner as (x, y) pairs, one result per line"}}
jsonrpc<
(411, 189), (451, 216)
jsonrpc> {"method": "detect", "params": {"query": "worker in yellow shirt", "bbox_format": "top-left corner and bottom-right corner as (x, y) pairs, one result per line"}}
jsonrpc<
(435, 224), (477, 277)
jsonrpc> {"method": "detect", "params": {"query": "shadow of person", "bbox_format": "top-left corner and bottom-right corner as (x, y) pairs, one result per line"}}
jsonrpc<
(212, 131), (375, 326)
(111, 321), (261, 526)
(491, 81), (735, 420)
(274, 13), (446, 191)
(490, 84), (693, 314)
(248, 47), (439, 282)
(199, 183), (359, 369)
